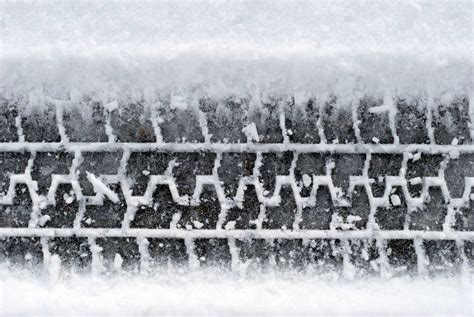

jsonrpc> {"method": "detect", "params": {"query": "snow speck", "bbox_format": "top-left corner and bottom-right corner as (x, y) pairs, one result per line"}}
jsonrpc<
(409, 177), (422, 185)
(412, 152), (421, 161)
(86, 172), (120, 203)
(242, 123), (260, 143)
(63, 193), (75, 205)
(449, 150), (460, 159)
(38, 215), (50, 227)
(390, 194), (402, 206)
(225, 221), (236, 230)
(192, 220), (204, 229)
(302, 174), (312, 187)
(113, 254), (123, 270)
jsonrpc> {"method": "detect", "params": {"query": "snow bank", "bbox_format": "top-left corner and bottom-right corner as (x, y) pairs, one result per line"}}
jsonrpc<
(1, 268), (472, 316)
(1, 1), (472, 106)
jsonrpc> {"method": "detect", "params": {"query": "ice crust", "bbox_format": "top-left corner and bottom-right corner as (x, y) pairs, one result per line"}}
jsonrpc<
(1, 1), (472, 108)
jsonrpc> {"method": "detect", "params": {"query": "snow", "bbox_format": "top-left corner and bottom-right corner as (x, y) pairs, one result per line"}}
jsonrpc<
(302, 174), (312, 187)
(242, 123), (260, 143)
(0, 269), (471, 316)
(1, 2), (472, 107)
(86, 172), (120, 204)
(390, 194), (402, 206)
(113, 254), (124, 271)
(0, 2), (472, 315)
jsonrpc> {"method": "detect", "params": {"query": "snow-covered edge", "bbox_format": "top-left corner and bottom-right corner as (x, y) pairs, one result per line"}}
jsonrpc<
(1, 46), (472, 109)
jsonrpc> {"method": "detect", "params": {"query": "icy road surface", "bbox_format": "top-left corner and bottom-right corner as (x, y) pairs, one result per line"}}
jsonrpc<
(1, 269), (472, 316)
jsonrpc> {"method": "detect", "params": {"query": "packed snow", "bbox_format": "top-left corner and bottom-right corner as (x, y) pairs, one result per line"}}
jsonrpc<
(0, 268), (472, 316)
(0, 1), (472, 106)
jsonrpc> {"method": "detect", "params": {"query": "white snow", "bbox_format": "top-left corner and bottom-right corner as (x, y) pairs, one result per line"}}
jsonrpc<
(192, 220), (204, 229)
(224, 221), (236, 230)
(47, 255), (61, 284)
(449, 150), (461, 160)
(104, 100), (119, 112)
(86, 172), (120, 204)
(410, 177), (423, 185)
(390, 194), (402, 206)
(412, 152), (422, 162)
(0, 2), (471, 107)
(113, 254), (124, 271)
(302, 174), (312, 187)
(242, 123), (260, 143)
(0, 269), (471, 316)
(169, 96), (189, 111)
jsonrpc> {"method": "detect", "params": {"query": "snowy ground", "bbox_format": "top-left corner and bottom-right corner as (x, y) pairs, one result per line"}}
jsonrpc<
(1, 269), (472, 316)
(1, 1), (472, 104)
(0, 2), (472, 316)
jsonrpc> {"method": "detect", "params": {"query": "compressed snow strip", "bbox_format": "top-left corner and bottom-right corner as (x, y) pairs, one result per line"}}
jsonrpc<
(1, 2), (472, 104)
(0, 228), (472, 241)
(1, 142), (473, 154)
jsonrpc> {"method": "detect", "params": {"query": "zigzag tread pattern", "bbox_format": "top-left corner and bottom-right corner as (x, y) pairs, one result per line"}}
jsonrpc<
(0, 95), (473, 275)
